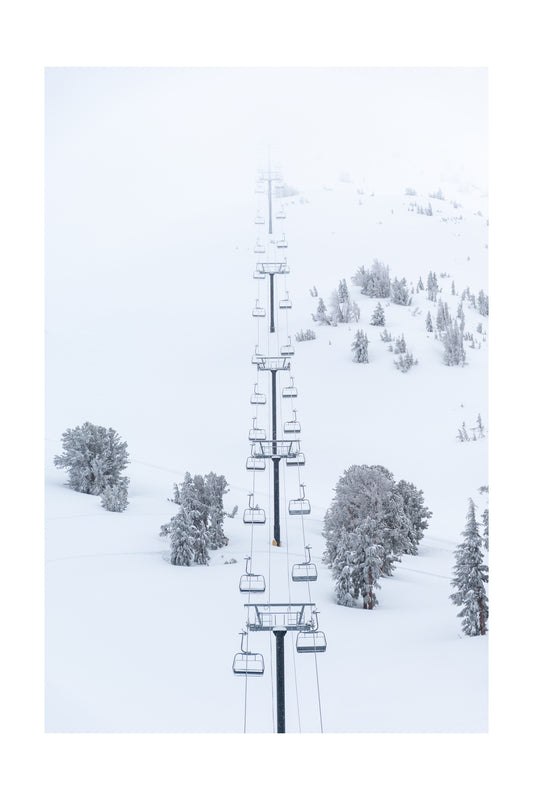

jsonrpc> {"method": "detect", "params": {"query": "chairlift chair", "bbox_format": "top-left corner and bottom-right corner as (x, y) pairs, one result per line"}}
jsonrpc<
(284, 409), (301, 435)
(288, 484), (311, 516)
(243, 493), (266, 524)
(280, 337), (295, 356)
(239, 557), (266, 593)
(277, 234), (288, 249)
(246, 456), (266, 471)
(254, 214), (265, 225)
(296, 611), (327, 653)
(286, 452), (305, 467)
(279, 292), (292, 310)
(250, 383), (267, 405)
(254, 239), (266, 254)
(248, 419), (267, 441)
(276, 206), (286, 220)
(233, 631), (265, 676)
(253, 268), (266, 280)
(252, 300), (266, 318)
(292, 546), (318, 582)
(282, 376), (298, 398)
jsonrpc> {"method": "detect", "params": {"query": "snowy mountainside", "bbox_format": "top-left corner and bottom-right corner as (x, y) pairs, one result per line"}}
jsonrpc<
(45, 175), (488, 733)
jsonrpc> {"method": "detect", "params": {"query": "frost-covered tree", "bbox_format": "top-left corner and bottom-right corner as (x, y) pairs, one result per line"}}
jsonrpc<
(436, 299), (451, 333)
(380, 328), (392, 342)
(329, 279), (359, 324)
(450, 499), (488, 636)
(394, 351), (418, 372)
(427, 271), (439, 302)
(323, 465), (415, 592)
(442, 321), (466, 366)
(312, 296), (332, 325)
(390, 276), (411, 306)
(329, 521), (384, 609)
(171, 471), (234, 550)
(481, 507), (489, 551)
(451, 280), (456, 296)
(352, 259), (391, 298)
(395, 480), (432, 554)
(54, 422), (129, 496)
(393, 333), (407, 354)
(370, 302), (386, 326)
(417, 276), (424, 292)
(425, 311), (433, 332)
(100, 478), (129, 512)
(161, 508), (197, 566)
(477, 290), (489, 317)
(351, 330), (369, 363)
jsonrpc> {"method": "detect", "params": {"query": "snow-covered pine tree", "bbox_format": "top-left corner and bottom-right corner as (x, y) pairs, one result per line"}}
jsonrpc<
(442, 320), (466, 366)
(380, 328), (392, 342)
(390, 276), (411, 306)
(427, 271), (439, 302)
(204, 471), (230, 549)
(450, 499), (489, 636)
(352, 259), (391, 298)
(395, 479), (432, 554)
(351, 330), (369, 363)
(100, 477), (129, 512)
(417, 276), (424, 292)
(393, 333), (407, 354)
(478, 290), (489, 317)
(312, 297), (331, 325)
(425, 311), (433, 332)
(394, 351), (417, 372)
(370, 302), (386, 326)
(323, 464), (414, 591)
(482, 507), (489, 551)
(54, 421), (130, 496)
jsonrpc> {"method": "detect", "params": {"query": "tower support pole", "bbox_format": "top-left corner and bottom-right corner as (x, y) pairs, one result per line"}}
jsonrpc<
(273, 627), (287, 733)
(271, 369), (281, 546)
(269, 273), (275, 333)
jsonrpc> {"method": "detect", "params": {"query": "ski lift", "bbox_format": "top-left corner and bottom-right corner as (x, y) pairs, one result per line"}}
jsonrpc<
(255, 213), (265, 225)
(276, 206), (286, 220)
(286, 451), (306, 467)
(284, 409), (301, 435)
(239, 557), (266, 593)
(251, 346), (265, 366)
(252, 299), (266, 318)
(292, 545), (318, 582)
(277, 234), (288, 249)
(296, 611), (326, 653)
(280, 337), (295, 356)
(248, 418), (266, 441)
(254, 239), (266, 254)
(233, 631), (265, 676)
(279, 292), (292, 310)
(246, 455), (266, 471)
(288, 484), (311, 516)
(282, 376), (298, 398)
(250, 383), (266, 405)
(243, 493), (266, 525)
(255, 183), (266, 194)
(253, 268), (266, 280)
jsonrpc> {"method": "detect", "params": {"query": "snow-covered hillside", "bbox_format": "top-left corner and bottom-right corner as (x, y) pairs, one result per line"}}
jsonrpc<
(46, 172), (488, 733)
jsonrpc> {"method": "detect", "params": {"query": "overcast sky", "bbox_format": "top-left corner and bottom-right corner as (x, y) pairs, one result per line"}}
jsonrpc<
(46, 67), (487, 200)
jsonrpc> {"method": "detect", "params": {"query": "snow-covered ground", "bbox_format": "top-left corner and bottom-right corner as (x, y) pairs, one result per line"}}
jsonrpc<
(46, 172), (488, 733)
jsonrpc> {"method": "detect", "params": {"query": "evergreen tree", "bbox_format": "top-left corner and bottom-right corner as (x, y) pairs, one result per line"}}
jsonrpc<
(442, 321), (465, 366)
(370, 302), (386, 326)
(352, 259), (391, 298)
(390, 276), (411, 306)
(323, 464), (415, 592)
(394, 351), (417, 372)
(481, 507), (489, 551)
(450, 499), (488, 636)
(478, 290), (489, 317)
(351, 330), (369, 363)
(425, 311), (433, 332)
(100, 477), (129, 512)
(312, 297), (331, 325)
(393, 333), (407, 354)
(451, 280), (456, 295)
(417, 276), (424, 292)
(427, 271), (439, 302)
(54, 421), (129, 496)
(395, 480), (432, 554)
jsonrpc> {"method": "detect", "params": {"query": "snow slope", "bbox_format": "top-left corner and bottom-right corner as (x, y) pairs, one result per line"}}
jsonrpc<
(45, 173), (488, 733)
